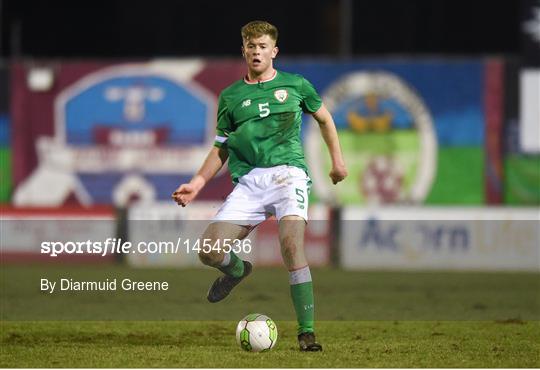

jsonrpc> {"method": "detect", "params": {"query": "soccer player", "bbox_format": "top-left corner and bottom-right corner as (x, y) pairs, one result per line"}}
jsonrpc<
(172, 20), (347, 352)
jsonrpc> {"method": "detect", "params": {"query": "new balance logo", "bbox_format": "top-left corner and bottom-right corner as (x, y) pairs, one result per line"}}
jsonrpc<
(241, 99), (251, 107)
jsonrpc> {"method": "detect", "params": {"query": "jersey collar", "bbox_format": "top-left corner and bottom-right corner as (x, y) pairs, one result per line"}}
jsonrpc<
(243, 70), (278, 84)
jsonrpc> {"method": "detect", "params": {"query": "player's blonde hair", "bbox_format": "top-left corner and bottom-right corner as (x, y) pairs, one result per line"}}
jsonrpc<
(241, 21), (278, 43)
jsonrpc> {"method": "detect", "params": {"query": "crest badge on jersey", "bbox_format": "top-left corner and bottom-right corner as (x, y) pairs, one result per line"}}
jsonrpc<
(274, 89), (288, 103)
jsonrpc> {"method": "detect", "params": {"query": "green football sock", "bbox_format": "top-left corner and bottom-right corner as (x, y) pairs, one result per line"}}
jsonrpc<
(289, 266), (315, 334)
(218, 251), (244, 278)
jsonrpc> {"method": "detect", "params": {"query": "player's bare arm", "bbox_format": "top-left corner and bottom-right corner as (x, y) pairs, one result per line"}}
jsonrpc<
(172, 146), (229, 207)
(312, 104), (348, 184)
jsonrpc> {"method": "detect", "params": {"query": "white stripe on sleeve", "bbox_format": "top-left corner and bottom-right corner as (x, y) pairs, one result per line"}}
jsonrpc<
(215, 135), (228, 143)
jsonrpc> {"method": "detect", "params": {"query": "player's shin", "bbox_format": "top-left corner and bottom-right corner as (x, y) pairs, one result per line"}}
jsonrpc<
(289, 266), (315, 334)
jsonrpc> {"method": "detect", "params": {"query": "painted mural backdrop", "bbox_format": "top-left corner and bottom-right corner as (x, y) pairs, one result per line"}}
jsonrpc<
(11, 60), (245, 206)
(11, 59), (489, 206)
(278, 60), (486, 205)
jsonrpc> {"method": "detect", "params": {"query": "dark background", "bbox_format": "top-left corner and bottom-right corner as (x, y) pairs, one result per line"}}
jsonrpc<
(0, 0), (525, 58)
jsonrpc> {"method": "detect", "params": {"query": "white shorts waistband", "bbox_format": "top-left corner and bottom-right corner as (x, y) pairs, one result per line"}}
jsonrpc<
(245, 165), (292, 177)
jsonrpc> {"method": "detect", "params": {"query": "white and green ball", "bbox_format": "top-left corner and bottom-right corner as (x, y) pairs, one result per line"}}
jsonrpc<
(235, 313), (278, 352)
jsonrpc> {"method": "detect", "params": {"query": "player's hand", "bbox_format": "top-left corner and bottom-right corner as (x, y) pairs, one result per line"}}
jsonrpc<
(329, 165), (348, 185)
(171, 183), (199, 207)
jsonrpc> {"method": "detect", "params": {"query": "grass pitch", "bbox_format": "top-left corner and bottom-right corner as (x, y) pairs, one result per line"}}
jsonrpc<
(2, 320), (539, 368)
(1, 265), (539, 367)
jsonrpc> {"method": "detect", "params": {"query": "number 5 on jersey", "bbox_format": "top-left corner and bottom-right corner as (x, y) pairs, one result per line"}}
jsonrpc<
(258, 102), (270, 117)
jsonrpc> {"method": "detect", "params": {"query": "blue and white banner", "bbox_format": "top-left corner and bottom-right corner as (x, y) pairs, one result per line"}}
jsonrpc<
(340, 207), (540, 271)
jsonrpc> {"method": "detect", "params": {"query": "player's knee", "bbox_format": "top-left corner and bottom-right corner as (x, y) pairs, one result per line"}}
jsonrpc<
(198, 249), (222, 267)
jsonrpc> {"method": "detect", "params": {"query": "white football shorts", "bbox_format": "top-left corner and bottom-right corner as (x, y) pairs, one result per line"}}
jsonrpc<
(212, 165), (311, 226)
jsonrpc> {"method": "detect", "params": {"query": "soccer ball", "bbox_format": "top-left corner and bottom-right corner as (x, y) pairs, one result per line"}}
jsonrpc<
(236, 313), (278, 352)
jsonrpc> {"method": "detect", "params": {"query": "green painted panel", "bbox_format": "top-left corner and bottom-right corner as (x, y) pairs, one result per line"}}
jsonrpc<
(504, 155), (540, 205)
(425, 147), (484, 204)
(0, 147), (11, 202)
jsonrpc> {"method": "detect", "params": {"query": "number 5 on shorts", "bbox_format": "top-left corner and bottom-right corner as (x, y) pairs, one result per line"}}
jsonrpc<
(295, 188), (305, 209)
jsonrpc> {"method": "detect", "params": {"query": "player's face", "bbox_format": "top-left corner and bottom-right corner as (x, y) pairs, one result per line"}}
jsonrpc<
(242, 35), (278, 76)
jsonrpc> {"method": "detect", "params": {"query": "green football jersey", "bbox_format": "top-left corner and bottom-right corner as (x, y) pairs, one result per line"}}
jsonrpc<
(214, 70), (322, 183)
